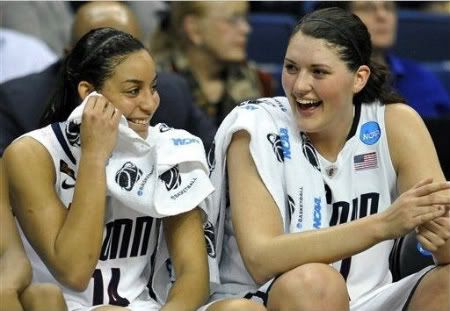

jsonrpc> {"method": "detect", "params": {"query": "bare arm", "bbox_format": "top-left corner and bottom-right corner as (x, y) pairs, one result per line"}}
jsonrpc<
(386, 104), (450, 264)
(4, 97), (121, 291)
(228, 130), (449, 284)
(0, 158), (31, 311)
(161, 208), (209, 311)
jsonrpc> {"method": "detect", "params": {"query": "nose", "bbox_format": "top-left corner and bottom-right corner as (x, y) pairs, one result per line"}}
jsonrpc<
(240, 18), (251, 35)
(140, 88), (160, 113)
(293, 71), (313, 96)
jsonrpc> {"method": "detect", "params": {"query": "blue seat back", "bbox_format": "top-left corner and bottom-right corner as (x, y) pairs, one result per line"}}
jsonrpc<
(394, 10), (450, 62)
(247, 13), (296, 64)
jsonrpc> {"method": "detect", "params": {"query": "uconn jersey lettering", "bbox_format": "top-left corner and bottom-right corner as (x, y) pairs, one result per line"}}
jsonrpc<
(21, 123), (161, 307)
(100, 217), (154, 260)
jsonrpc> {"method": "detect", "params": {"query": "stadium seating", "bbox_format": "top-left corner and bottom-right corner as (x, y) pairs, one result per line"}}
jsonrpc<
(390, 231), (435, 282)
(394, 10), (450, 62)
(247, 13), (296, 96)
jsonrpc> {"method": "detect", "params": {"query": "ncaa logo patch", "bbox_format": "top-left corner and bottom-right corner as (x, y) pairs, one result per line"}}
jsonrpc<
(360, 121), (381, 145)
(115, 161), (143, 191)
(416, 242), (432, 257)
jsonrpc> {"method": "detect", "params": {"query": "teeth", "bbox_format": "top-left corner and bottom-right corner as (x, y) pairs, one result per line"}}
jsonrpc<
(297, 99), (320, 105)
(128, 119), (148, 125)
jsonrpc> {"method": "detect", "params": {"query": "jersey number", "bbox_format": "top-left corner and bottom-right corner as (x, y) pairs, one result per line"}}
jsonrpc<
(329, 192), (380, 280)
(92, 268), (130, 306)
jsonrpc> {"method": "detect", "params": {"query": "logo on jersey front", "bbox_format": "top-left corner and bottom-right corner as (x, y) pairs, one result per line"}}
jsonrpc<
(301, 132), (320, 171)
(360, 121), (381, 145)
(204, 221), (216, 258)
(354, 152), (378, 171)
(172, 137), (201, 146)
(313, 197), (322, 229)
(60, 159), (76, 189)
(267, 133), (284, 162)
(159, 123), (173, 132)
(115, 161), (143, 191)
(159, 165), (182, 191)
(207, 141), (216, 176)
(65, 121), (81, 147)
(287, 195), (295, 224)
(238, 99), (264, 108)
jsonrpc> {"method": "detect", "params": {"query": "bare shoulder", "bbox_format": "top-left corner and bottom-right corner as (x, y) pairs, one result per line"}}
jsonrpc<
(3, 137), (55, 185)
(384, 103), (438, 179)
(4, 136), (51, 163)
(384, 103), (431, 145)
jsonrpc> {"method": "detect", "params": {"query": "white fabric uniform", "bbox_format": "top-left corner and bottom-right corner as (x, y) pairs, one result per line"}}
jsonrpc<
(201, 97), (434, 310)
(18, 118), (214, 310)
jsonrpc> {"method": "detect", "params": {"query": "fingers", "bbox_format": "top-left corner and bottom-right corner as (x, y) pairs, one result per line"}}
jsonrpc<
(415, 194), (450, 208)
(412, 177), (434, 189)
(413, 180), (450, 197)
(414, 206), (447, 225)
(85, 95), (118, 119)
(416, 233), (438, 252)
(418, 220), (450, 241)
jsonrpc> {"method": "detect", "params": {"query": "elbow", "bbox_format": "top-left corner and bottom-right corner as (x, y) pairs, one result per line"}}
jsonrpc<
(58, 273), (90, 292)
(53, 267), (91, 292)
(242, 251), (275, 285)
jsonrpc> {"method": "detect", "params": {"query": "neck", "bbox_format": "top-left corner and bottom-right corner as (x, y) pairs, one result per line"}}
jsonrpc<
(307, 105), (355, 162)
(185, 46), (224, 81)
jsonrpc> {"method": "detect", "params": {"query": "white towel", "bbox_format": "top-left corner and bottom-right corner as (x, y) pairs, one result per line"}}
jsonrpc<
(203, 97), (328, 263)
(66, 92), (214, 218)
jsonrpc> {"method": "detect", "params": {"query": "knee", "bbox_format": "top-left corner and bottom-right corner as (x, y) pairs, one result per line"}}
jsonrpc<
(271, 263), (348, 301)
(208, 298), (266, 311)
(20, 283), (67, 311)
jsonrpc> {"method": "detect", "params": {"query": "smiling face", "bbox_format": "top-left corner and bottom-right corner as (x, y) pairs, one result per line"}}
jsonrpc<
(282, 32), (367, 137)
(99, 49), (159, 139)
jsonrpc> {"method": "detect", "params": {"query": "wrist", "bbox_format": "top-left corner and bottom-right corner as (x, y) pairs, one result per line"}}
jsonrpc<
(369, 213), (388, 243)
(80, 151), (109, 166)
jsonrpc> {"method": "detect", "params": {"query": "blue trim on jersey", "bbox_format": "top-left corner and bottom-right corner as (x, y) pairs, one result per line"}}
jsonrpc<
(51, 123), (77, 165)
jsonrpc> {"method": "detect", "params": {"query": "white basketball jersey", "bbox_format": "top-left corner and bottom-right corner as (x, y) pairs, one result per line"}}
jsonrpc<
(314, 102), (397, 300)
(214, 98), (397, 302)
(19, 123), (161, 307)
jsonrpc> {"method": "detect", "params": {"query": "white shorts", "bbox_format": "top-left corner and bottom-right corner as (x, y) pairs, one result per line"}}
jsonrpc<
(199, 266), (435, 311)
(350, 265), (435, 311)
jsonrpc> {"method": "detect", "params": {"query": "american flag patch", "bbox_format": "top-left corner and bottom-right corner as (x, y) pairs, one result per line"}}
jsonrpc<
(354, 152), (378, 171)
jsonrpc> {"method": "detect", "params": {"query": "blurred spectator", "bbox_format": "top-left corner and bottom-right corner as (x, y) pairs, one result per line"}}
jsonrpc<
(397, 1), (450, 15)
(0, 28), (57, 83)
(0, 1), (216, 156)
(150, 1), (274, 126)
(128, 1), (169, 45)
(1, 1), (73, 57)
(317, 1), (450, 118)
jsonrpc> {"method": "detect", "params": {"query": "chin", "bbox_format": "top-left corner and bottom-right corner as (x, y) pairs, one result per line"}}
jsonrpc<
(221, 51), (246, 63)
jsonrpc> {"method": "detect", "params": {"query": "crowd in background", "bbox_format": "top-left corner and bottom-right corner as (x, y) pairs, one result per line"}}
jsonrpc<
(0, 1), (449, 311)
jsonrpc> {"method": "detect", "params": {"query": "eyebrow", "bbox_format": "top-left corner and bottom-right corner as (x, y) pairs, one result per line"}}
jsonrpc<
(285, 57), (331, 68)
(284, 57), (296, 64)
(121, 74), (158, 85)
